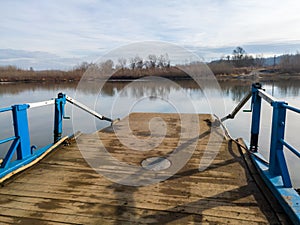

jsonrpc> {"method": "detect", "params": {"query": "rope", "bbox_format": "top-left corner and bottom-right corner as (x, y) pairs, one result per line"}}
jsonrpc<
(213, 114), (247, 149)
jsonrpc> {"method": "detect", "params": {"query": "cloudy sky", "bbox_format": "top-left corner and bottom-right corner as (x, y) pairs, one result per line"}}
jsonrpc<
(1, 0), (300, 70)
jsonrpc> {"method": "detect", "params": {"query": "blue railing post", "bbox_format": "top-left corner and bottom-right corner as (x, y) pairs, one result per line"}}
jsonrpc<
(250, 83), (262, 152)
(269, 101), (292, 187)
(12, 104), (31, 160)
(54, 93), (66, 142)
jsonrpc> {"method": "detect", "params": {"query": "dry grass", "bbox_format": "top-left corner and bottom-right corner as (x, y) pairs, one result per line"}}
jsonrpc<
(0, 63), (255, 83)
(279, 54), (300, 73)
(0, 66), (83, 82)
(0, 66), (190, 82)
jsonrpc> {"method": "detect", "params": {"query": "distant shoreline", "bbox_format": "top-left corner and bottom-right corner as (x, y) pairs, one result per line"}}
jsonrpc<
(1, 66), (300, 83)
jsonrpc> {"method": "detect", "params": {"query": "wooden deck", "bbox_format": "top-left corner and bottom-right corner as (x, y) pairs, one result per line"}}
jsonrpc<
(0, 113), (289, 224)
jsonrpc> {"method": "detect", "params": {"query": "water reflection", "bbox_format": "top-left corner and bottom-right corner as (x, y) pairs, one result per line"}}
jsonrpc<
(1, 80), (300, 98)
(0, 80), (243, 98)
(271, 80), (300, 97)
(219, 82), (251, 102)
(1, 80), (300, 187)
(0, 82), (77, 95)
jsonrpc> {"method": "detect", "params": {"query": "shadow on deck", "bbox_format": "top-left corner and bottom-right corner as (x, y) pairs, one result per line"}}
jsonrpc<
(0, 113), (291, 224)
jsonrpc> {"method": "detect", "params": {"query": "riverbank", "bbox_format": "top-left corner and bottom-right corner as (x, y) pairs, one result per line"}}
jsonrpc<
(216, 70), (300, 82)
(1, 66), (300, 83)
(0, 66), (83, 83)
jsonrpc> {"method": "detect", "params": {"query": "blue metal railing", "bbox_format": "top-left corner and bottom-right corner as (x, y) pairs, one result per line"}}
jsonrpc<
(0, 136), (16, 145)
(249, 83), (300, 224)
(0, 93), (115, 181)
(222, 83), (300, 224)
(0, 94), (66, 179)
(250, 83), (300, 188)
(0, 107), (12, 113)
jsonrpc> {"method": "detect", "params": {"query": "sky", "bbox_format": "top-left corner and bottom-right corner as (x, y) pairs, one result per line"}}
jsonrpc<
(1, 0), (300, 70)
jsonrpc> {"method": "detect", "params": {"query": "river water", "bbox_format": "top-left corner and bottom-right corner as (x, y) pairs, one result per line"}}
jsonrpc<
(1, 80), (300, 187)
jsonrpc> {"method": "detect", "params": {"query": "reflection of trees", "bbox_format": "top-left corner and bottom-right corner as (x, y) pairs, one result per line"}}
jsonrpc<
(0, 82), (77, 95)
(268, 80), (300, 97)
(120, 83), (172, 98)
(1, 80), (300, 101)
(219, 80), (300, 102)
(279, 54), (300, 73)
(100, 80), (204, 98)
(100, 81), (178, 98)
(218, 82), (250, 102)
(0, 80), (203, 99)
(78, 80), (253, 100)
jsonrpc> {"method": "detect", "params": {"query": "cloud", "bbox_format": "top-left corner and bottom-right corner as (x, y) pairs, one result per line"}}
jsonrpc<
(1, 0), (300, 68)
(0, 49), (57, 60)
(0, 49), (82, 70)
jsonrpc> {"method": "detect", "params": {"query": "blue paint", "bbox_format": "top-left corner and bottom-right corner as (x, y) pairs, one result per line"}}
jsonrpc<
(0, 94), (67, 180)
(0, 143), (53, 178)
(0, 136), (16, 145)
(0, 89), (300, 223)
(12, 104), (31, 160)
(249, 83), (300, 224)
(281, 139), (300, 158)
(54, 93), (66, 142)
(1, 139), (20, 168)
(250, 83), (262, 152)
(283, 104), (300, 114)
(269, 101), (291, 187)
(251, 155), (300, 225)
(0, 107), (12, 113)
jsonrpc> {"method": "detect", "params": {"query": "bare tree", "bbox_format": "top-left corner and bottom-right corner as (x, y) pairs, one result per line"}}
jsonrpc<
(129, 56), (143, 70)
(117, 57), (127, 69)
(157, 54), (166, 68)
(144, 60), (151, 69)
(279, 53), (300, 72)
(135, 56), (143, 69)
(254, 54), (265, 67)
(129, 57), (136, 70)
(75, 61), (89, 71)
(232, 47), (255, 67)
(232, 47), (246, 61)
(156, 53), (170, 68)
(100, 59), (114, 74)
(148, 54), (157, 68)
(164, 53), (170, 68)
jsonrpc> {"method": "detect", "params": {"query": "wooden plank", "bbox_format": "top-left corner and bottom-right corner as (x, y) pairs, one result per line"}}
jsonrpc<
(0, 113), (286, 224)
(0, 185), (270, 217)
(0, 191), (272, 224)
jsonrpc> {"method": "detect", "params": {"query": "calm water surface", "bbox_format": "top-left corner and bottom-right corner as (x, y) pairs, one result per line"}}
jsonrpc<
(1, 80), (300, 187)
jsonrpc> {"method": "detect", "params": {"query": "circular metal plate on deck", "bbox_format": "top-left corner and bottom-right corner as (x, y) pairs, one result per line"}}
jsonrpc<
(141, 157), (171, 171)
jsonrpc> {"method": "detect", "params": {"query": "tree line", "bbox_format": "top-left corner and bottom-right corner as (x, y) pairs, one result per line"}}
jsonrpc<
(221, 46), (265, 67)
(74, 53), (171, 72)
(74, 47), (267, 76)
(210, 47), (300, 73)
(2, 47), (300, 82)
(279, 53), (300, 73)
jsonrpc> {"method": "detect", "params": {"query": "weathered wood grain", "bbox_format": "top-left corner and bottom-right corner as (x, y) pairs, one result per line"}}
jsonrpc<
(0, 113), (286, 224)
